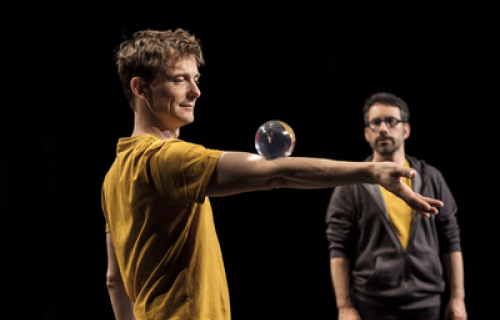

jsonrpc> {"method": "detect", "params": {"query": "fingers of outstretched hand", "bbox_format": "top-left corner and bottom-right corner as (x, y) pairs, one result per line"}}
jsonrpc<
(410, 205), (431, 218)
(402, 190), (438, 216)
(411, 194), (443, 217)
(416, 193), (444, 208)
(402, 194), (428, 213)
(382, 169), (441, 217)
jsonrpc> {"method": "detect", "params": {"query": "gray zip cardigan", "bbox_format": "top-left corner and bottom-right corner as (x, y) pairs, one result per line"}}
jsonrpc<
(325, 155), (461, 309)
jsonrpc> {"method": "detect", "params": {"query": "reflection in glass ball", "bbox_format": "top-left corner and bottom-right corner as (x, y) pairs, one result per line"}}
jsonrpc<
(255, 120), (296, 160)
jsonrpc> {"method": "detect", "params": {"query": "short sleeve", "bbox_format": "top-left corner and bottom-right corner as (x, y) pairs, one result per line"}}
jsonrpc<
(149, 140), (223, 204)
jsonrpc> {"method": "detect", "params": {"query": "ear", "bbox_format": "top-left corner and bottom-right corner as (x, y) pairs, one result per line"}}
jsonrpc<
(403, 122), (411, 140)
(364, 126), (370, 142)
(130, 77), (149, 101)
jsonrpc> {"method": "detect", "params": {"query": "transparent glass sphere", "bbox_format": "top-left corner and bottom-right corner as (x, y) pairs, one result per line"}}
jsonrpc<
(255, 120), (296, 159)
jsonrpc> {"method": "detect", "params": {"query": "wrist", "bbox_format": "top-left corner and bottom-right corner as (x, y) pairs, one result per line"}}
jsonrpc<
(363, 162), (378, 184)
(337, 299), (354, 309)
(450, 293), (465, 300)
(370, 162), (382, 184)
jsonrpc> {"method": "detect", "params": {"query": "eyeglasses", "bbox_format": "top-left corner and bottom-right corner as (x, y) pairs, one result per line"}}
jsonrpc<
(365, 117), (404, 131)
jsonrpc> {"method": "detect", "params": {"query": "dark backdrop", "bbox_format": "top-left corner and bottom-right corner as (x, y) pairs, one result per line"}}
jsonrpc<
(2, 2), (498, 319)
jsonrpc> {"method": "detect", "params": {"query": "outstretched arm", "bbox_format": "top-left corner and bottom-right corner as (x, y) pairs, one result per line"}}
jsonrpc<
(206, 152), (442, 216)
(106, 233), (136, 320)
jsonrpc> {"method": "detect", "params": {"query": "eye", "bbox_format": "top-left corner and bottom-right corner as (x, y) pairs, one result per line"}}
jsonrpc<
(386, 118), (398, 126)
(174, 77), (185, 83)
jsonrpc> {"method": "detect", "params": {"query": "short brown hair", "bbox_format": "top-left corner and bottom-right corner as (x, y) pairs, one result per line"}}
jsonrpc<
(363, 92), (410, 124)
(115, 28), (204, 106)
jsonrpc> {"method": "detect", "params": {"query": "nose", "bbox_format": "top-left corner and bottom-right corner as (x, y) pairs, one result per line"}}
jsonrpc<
(188, 81), (201, 99)
(378, 120), (390, 133)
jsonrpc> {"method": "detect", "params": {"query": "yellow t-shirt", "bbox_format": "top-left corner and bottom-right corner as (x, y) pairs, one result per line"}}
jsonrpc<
(101, 134), (230, 320)
(380, 159), (413, 250)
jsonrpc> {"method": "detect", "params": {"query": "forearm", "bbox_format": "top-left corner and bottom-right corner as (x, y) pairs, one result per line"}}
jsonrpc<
(267, 157), (377, 189)
(442, 251), (465, 299)
(208, 152), (376, 196)
(107, 280), (136, 320)
(330, 257), (354, 309)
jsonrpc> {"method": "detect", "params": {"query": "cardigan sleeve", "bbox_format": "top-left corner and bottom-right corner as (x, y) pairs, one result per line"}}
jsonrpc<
(430, 168), (462, 254)
(325, 185), (359, 259)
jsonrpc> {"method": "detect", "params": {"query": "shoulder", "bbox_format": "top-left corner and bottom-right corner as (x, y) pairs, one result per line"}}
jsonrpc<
(406, 155), (449, 192)
(155, 139), (219, 153)
(133, 137), (222, 162)
(148, 139), (222, 178)
(423, 162), (443, 178)
(166, 141), (222, 165)
(120, 134), (212, 152)
(406, 155), (443, 177)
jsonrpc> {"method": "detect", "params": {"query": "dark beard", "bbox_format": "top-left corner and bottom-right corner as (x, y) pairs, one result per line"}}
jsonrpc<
(373, 137), (397, 155)
(375, 145), (398, 155)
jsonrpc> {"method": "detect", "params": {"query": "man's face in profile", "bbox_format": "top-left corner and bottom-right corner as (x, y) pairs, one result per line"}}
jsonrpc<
(146, 55), (201, 129)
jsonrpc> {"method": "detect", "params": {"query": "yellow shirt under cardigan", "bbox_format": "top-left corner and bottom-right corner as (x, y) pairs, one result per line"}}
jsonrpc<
(380, 159), (413, 250)
(101, 134), (230, 320)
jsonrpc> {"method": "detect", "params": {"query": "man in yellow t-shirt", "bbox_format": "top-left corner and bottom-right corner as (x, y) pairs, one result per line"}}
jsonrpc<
(326, 93), (466, 320)
(103, 31), (443, 320)
(102, 137), (227, 320)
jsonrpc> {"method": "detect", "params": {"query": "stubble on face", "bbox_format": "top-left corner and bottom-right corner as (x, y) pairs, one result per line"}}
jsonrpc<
(365, 104), (407, 159)
(148, 56), (201, 129)
(372, 135), (398, 155)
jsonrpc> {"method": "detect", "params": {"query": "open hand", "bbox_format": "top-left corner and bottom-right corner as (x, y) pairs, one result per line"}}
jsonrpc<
(374, 162), (443, 217)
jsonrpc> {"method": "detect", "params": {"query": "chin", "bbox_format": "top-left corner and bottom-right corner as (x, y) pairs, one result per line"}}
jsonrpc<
(179, 118), (194, 127)
(378, 147), (399, 156)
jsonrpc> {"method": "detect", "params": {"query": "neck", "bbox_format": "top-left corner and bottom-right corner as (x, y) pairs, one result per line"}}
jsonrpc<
(131, 105), (180, 140)
(372, 149), (406, 166)
(132, 125), (179, 140)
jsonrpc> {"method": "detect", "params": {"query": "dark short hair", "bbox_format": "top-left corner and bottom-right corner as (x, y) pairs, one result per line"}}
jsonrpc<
(363, 92), (410, 124)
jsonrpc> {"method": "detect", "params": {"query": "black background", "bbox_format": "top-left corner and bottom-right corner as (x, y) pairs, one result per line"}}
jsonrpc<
(2, 2), (498, 319)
